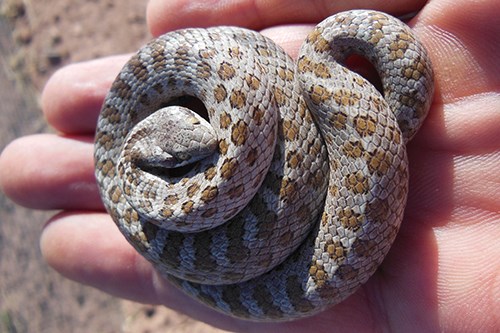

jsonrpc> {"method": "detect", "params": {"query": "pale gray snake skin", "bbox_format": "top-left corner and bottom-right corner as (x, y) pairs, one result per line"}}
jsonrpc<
(94, 10), (434, 321)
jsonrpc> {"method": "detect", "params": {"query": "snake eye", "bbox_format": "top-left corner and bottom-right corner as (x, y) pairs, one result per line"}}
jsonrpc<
(176, 152), (191, 161)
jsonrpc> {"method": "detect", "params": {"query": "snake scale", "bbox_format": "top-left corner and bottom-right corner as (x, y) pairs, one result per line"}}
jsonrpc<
(94, 10), (434, 321)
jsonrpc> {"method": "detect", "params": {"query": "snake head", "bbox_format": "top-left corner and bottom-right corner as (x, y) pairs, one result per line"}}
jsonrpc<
(123, 106), (218, 171)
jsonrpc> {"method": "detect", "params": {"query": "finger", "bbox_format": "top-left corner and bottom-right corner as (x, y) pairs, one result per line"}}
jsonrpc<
(40, 206), (251, 331)
(418, 0), (500, 104)
(40, 213), (380, 332)
(39, 27), (312, 136)
(407, 145), (500, 224)
(407, 0), (500, 150)
(0, 134), (102, 210)
(40, 212), (158, 302)
(410, 93), (500, 152)
(146, 0), (427, 35)
(259, 25), (312, 60)
(41, 55), (130, 134)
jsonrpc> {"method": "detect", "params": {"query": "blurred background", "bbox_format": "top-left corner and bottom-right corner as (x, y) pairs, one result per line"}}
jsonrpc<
(0, 0), (225, 331)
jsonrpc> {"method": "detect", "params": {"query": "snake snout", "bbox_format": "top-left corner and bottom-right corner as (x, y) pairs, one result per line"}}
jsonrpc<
(126, 105), (218, 170)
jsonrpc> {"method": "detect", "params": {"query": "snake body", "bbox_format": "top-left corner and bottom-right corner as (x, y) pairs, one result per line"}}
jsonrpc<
(94, 10), (434, 321)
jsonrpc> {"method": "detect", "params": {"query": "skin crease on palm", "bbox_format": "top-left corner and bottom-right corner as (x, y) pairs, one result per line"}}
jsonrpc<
(0, 0), (498, 331)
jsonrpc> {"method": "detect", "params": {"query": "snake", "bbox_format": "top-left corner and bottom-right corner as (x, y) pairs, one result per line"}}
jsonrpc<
(94, 10), (434, 321)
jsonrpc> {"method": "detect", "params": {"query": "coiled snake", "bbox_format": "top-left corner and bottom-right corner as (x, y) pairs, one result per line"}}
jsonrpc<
(94, 10), (434, 321)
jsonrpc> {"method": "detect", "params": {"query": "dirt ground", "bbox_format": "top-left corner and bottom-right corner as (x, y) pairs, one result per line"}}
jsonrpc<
(0, 0), (227, 332)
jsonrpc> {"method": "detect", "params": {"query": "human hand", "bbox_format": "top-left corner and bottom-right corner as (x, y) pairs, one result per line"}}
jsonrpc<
(1, 0), (498, 332)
